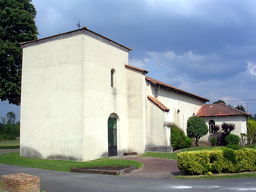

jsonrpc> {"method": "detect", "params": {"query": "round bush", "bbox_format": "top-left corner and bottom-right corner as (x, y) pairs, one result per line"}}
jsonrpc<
(171, 126), (192, 150)
(210, 136), (217, 146)
(187, 116), (208, 146)
(225, 134), (240, 145)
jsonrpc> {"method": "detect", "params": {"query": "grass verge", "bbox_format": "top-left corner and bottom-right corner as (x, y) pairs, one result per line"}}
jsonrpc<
(175, 171), (256, 180)
(0, 152), (143, 172)
(0, 140), (20, 149)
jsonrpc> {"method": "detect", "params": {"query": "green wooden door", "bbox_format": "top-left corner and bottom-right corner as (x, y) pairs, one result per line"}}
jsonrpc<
(108, 117), (117, 156)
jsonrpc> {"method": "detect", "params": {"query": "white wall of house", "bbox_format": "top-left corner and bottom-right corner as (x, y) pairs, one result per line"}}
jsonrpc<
(200, 116), (248, 142)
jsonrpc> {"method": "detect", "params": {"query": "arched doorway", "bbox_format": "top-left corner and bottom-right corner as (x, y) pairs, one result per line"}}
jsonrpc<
(108, 114), (118, 156)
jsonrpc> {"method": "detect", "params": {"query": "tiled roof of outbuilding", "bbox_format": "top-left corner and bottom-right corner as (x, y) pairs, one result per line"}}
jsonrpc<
(197, 103), (251, 117)
(147, 95), (170, 112)
(145, 76), (209, 102)
(125, 64), (148, 74)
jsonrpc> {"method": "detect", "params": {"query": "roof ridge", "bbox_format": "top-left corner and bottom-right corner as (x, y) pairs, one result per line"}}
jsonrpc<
(197, 103), (251, 117)
(20, 27), (132, 52)
(213, 103), (251, 116)
(145, 76), (209, 102)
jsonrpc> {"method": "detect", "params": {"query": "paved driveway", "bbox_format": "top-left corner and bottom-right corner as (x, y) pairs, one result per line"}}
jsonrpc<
(119, 156), (182, 178)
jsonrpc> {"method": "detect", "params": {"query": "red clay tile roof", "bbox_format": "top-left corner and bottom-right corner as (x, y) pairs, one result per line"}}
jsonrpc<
(197, 103), (251, 117)
(147, 95), (170, 112)
(20, 27), (132, 52)
(145, 76), (209, 102)
(125, 64), (148, 74)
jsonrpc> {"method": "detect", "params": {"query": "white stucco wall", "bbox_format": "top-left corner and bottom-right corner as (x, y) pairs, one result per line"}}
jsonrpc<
(125, 68), (146, 153)
(146, 100), (168, 146)
(145, 82), (206, 150)
(21, 35), (85, 160)
(200, 116), (248, 142)
(21, 31), (132, 161)
(81, 34), (130, 160)
(147, 83), (205, 133)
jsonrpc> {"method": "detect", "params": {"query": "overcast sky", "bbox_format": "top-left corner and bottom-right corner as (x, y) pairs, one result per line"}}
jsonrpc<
(1, 0), (256, 120)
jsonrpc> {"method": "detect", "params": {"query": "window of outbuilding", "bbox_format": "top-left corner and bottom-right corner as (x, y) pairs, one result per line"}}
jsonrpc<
(209, 120), (215, 134)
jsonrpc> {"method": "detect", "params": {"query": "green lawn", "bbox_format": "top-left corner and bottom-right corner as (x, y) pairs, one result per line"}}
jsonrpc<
(142, 152), (178, 160)
(0, 152), (143, 171)
(0, 140), (20, 149)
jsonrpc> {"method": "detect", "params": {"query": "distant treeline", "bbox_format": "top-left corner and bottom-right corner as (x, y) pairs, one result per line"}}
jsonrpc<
(0, 112), (20, 140)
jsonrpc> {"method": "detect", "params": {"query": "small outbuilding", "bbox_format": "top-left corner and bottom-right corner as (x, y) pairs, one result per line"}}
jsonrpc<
(197, 103), (250, 143)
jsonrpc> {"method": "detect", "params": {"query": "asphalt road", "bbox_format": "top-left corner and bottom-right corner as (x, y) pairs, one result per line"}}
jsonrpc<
(1, 163), (256, 192)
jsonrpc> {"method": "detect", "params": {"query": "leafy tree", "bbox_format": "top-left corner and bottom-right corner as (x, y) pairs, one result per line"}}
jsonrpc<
(235, 105), (246, 112)
(247, 118), (256, 144)
(0, 0), (38, 105)
(6, 111), (16, 124)
(0, 111), (20, 138)
(0, 122), (4, 132)
(217, 123), (235, 146)
(251, 113), (256, 121)
(213, 99), (226, 104)
(187, 116), (208, 146)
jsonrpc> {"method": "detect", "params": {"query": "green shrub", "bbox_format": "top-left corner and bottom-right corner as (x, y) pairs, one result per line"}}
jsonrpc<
(222, 148), (237, 164)
(210, 137), (217, 146)
(171, 126), (192, 150)
(177, 148), (256, 175)
(245, 145), (256, 149)
(226, 144), (241, 150)
(225, 134), (240, 145)
(187, 116), (208, 146)
(0, 134), (16, 141)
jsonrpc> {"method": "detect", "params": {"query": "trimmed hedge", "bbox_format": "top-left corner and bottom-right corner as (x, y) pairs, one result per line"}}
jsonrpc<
(177, 148), (256, 175)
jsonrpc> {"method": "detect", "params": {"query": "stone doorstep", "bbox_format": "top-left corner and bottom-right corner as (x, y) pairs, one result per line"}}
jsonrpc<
(70, 166), (138, 175)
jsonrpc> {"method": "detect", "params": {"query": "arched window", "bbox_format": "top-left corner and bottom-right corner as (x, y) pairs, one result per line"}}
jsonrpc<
(111, 69), (115, 87)
(209, 120), (215, 134)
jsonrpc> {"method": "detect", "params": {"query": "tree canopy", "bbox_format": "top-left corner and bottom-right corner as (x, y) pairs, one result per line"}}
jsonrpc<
(247, 118), (256, 144)
(213, 99), (226, 104)
(0, 0), (38, 105)
(235, 105), (246, 112)
(187, 116), (208, 146)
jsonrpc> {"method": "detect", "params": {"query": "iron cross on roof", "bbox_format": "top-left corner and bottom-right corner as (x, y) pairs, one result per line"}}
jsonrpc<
(76, 20), (81, 29)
